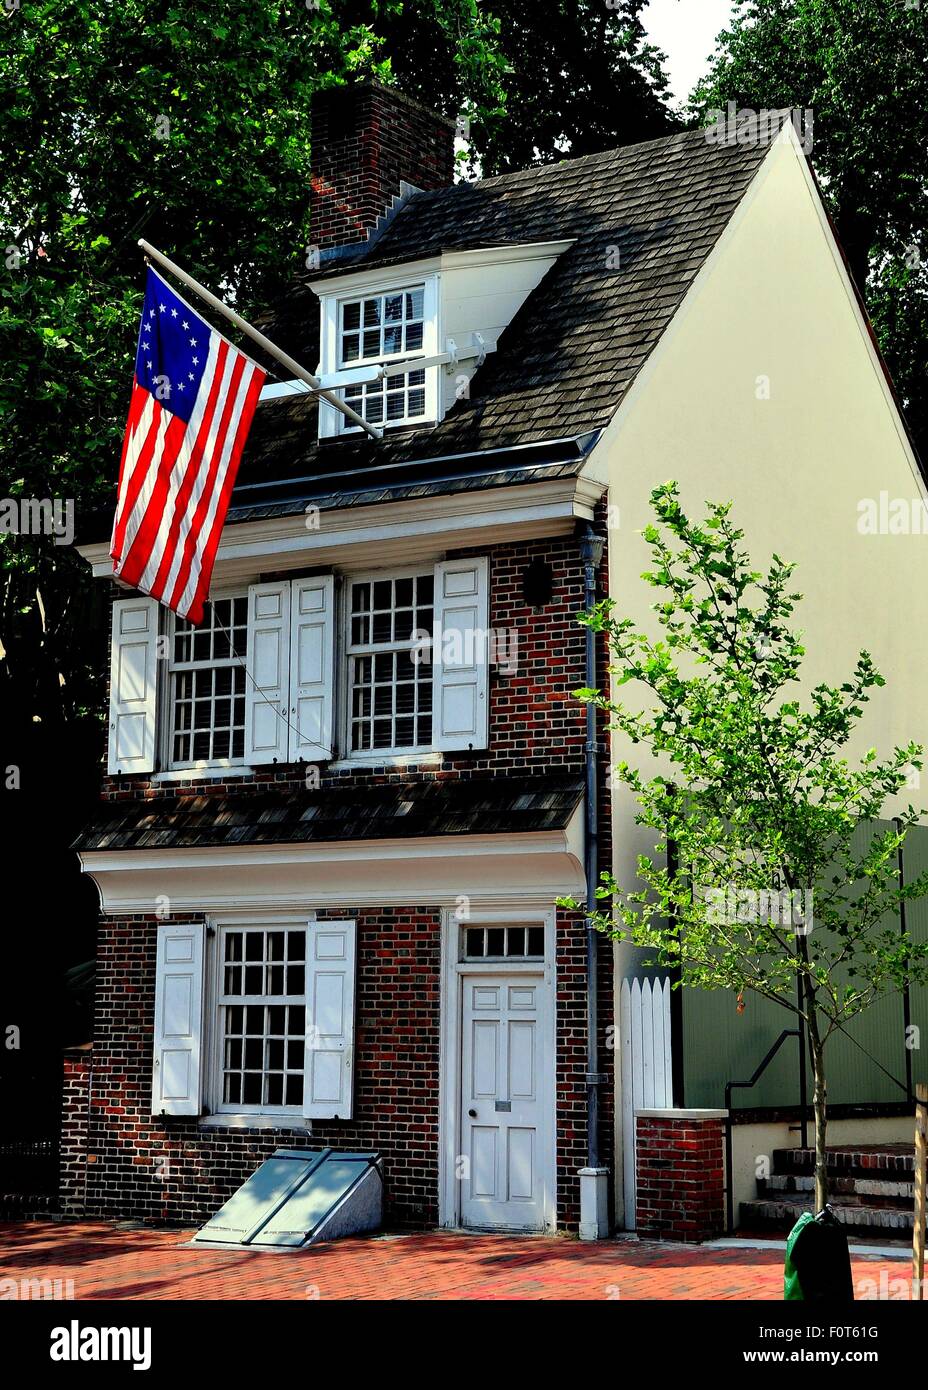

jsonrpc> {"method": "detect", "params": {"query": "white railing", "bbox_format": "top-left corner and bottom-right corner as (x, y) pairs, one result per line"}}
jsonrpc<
(620, 975), (674, 1228)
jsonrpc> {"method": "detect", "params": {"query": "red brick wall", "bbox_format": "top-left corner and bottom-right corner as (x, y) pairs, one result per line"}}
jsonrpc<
(101, 532), (597, 803)
(60, 1048), (91, 1217)
(64, 904), (612, 1232)
(81, 518), (616, 1231)
(310, 82), (455, 251)
(557, 907), (615, 1227)
(635, 1113), (726, 1242)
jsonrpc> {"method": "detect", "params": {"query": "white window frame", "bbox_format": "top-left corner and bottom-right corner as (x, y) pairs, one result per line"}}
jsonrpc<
(208, 917), (310, 1122)
(341, 564), (437, 759)
(162, 588), (251, 773)
(318, 274), (440, 437)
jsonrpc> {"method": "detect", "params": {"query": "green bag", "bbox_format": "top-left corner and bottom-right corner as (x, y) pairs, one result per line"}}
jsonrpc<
(784, 1210), (816, 1299)
(784, 1206), (854, 1301)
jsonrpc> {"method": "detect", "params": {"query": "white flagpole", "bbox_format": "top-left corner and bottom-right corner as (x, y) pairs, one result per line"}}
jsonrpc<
(138, 239), (382, 441)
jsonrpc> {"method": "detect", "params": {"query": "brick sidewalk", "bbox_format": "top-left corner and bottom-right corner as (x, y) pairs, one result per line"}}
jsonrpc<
(0, 1222), (914, 1300)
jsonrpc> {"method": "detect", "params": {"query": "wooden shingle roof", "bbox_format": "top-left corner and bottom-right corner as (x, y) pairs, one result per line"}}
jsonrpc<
(74, 774), (584, 852)
(236, 124), (774, 512)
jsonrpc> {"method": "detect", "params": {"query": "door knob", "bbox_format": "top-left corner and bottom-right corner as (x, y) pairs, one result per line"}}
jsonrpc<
(468, 1108), (477, 1118)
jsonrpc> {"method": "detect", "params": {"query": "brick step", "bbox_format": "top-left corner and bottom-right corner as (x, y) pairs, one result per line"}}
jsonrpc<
(773, 1145), (914, 1180)
(759, 1173), (914, 1206)
(740, 1193), (914, 1236)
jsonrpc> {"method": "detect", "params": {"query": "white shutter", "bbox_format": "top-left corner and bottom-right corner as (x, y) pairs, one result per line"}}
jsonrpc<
(304, 920), (356, 1120)
(245, 581), (291, 765)
(432, 556), (489, 751)
(107, 596), (159, 774)
(152, 922), (206, 1117)
(288, 575), (335, 762)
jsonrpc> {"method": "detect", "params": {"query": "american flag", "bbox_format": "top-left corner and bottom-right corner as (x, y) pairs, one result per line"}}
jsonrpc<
(110, 267), (265, 624)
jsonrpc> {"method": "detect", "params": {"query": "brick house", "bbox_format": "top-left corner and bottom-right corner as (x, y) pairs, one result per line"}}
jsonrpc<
(69, 86), (928, 1240)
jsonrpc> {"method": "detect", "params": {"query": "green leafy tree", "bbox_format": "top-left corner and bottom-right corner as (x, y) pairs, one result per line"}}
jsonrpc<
(479, 0), (676, 173)
(375, 0), (678, 174)
(337, 0), (508, 172)
(694, 0), (928, 470)
(572, 483), (928, 1211)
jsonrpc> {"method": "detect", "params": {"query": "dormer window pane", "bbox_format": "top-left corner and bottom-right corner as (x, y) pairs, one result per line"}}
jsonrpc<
(335, 283), (429, 430)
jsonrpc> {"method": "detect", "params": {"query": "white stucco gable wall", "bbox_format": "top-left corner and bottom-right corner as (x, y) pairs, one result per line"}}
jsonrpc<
(599, 122), (928, 892)
(594, 125), (928, 1224)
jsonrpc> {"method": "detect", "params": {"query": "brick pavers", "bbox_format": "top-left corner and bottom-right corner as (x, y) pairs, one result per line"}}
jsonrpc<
(0, 1222), (913, 1301)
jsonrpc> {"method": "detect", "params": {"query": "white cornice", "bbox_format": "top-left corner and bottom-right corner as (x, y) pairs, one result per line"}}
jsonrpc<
(78, 475), (605, 579)
(77, 809), (587, 914)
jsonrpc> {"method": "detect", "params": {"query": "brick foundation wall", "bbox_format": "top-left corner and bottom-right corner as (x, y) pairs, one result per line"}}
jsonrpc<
(71, 904), (612, 1232)
(310, 81), (455, 251)
(60, 1047), (91, 1217)
(635, 1110), (727, 1242)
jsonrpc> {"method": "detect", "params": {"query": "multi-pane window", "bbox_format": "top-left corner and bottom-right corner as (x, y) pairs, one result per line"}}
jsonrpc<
(348, 573), (434, 753)
(463, 925), (546, 960)
(339, 287), (427, 427)
(219, 927), (305, 1111)
(170, 596), (247, 767)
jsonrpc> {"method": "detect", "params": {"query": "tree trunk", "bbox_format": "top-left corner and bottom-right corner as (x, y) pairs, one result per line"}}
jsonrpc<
(797, 934), (828, 1212)
(810, 1035), (828, 1214)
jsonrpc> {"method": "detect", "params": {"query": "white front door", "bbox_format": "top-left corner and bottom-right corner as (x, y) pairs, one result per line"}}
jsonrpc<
(460, 972), (547, 1231)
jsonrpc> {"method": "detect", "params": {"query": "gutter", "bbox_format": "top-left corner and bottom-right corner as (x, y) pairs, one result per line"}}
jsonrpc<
(578, 523), (609, 1238)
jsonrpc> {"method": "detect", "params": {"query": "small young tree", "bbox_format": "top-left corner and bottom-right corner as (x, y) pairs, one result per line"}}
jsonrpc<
(575, 482), (928, 1212)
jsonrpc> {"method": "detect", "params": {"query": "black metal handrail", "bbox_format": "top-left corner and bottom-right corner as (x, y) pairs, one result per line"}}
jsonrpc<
(724, 1029), (802, 1234)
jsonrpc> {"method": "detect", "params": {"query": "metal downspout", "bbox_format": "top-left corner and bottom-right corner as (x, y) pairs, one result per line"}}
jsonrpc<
(580, 525), (602, 1169)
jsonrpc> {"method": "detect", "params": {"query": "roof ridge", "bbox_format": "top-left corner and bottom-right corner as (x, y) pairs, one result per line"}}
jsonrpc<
(469, 118), (776, 192)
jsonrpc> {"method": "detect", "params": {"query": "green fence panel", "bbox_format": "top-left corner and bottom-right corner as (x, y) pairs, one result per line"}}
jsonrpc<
(682, 819), (920, 1110)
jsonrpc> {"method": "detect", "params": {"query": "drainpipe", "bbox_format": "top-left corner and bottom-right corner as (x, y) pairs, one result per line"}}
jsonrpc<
(578, 523), (609, 1240)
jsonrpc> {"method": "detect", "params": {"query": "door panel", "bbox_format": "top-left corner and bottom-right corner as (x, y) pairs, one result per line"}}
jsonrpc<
(460, 972), (547, 1230)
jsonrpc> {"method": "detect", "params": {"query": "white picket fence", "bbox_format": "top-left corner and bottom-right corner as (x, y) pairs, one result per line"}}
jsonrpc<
(620, 976), (674, 1229)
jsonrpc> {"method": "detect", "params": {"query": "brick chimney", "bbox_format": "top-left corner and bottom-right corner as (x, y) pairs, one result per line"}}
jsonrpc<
(310, 81), (456, 253)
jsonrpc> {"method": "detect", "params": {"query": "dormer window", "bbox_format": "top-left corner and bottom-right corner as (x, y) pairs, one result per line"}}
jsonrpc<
(340, 286), (427, 427)
(317, 274), (439, 437)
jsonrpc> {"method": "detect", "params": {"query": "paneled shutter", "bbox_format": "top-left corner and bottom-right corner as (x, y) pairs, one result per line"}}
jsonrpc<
(244, 581), (291, 765)
(303, 920), (356, 1120)
(432, 556), (489, 751)
(107, 596), (160, 774)
(288, 576), (335, 762)
(152, 922), (206, 1117)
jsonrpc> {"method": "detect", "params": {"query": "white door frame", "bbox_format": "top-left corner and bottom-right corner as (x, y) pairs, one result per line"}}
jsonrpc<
(438, 904), (557, 1232)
